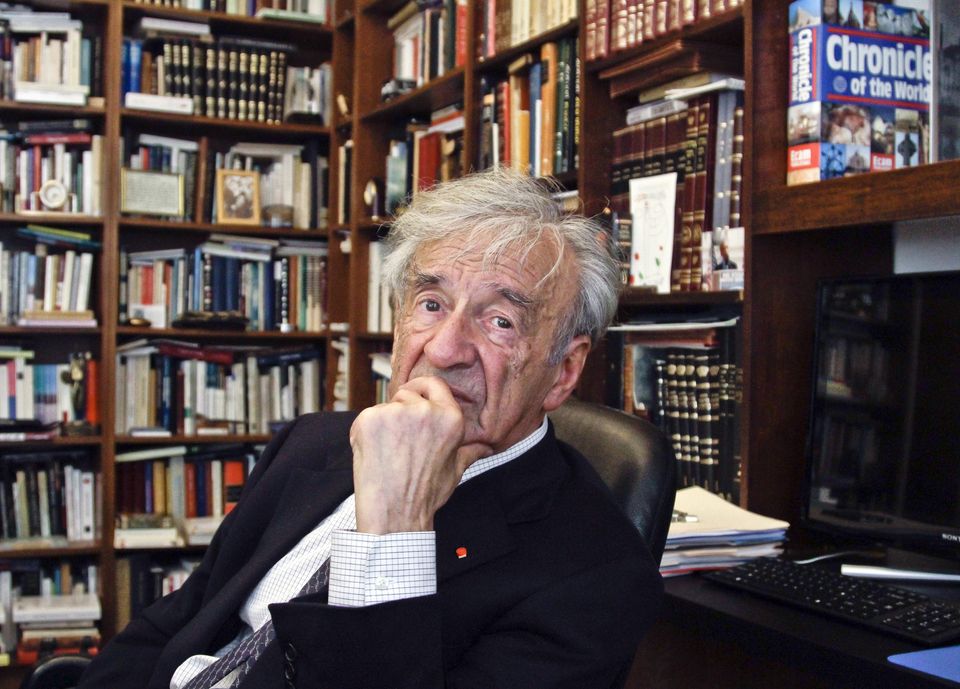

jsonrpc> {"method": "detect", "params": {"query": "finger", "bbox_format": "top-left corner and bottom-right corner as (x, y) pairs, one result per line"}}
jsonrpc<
(395, 376), (458, 406)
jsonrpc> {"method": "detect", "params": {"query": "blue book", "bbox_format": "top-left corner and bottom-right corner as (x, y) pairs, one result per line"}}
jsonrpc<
(529, 61), (542, 176)
(194, 459), (207, 517)
(263, 259), (274, 331)
(129, 39), (142, 94)
(144, 461), (154, 513)
(120, 39), (130, 96)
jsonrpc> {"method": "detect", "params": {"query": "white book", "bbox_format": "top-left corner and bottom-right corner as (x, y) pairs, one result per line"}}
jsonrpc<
(37, 470), (50, 537)
(136, 133), (199, 152)
(138, 16), (210, 36)
(124, 92), (194, 115)
(210, 459), (223, 518)
(43, 254), (57, 312)
(64, 466), (76, 541)
(115, 446), (188, 463)
(60, 249), (76, 312)
(79, 470), (95, 541)
(228, 142), (303, 159)
(367, 241), (383, 333)
(199, 243), (272, 263)
(12, 592), (101, 624)
(90, 135), (102, 215)
(74, 252), (93, 311)
(114, 527), (183, 549)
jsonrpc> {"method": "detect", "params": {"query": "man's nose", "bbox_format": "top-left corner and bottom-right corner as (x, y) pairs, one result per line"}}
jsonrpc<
(423, 309), (477, 369)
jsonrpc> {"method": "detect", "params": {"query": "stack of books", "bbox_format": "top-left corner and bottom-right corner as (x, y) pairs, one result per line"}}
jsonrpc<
(12, 591), (101, 664)
(661, 486), (789, 577)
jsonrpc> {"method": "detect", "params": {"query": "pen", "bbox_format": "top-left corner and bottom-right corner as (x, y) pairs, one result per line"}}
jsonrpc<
(672, 509), (699, 523)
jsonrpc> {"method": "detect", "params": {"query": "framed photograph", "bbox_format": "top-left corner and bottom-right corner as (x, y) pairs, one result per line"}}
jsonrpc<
(216, 169), (262, 225)
(120, 169), (185, 217)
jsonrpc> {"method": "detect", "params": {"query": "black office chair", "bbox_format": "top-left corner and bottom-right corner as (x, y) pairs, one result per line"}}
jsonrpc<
(549, 396), (677, 564)
(19, 654), (92, 689)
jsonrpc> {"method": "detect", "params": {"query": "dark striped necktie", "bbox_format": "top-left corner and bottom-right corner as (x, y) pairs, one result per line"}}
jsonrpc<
(183, 557), (330, 689)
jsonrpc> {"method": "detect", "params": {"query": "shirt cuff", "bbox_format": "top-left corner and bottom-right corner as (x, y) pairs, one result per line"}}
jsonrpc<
(328, 530), (436, 607)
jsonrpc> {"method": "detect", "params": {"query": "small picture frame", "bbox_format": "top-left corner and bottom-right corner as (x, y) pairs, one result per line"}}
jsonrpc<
(216, 169), (262, 225)
(120, 169), (185, 217)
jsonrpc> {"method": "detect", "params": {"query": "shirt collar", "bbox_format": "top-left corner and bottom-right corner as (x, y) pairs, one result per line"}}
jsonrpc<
(459, 416), (549, 485)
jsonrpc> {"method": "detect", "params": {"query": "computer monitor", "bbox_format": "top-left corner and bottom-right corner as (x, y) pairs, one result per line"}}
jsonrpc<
(803, 271), (960, 562)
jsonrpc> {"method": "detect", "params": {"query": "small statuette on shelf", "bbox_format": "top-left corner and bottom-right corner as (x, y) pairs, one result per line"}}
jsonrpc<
(363, 178), (384, 220)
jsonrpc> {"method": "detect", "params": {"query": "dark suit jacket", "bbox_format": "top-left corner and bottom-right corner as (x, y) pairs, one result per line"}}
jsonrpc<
(80, 412), (663, 689)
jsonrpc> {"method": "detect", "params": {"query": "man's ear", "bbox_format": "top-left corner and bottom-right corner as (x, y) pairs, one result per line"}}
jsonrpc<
(542, 335), (592, 412)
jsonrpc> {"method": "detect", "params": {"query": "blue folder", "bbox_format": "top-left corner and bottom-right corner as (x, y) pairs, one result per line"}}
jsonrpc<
(888, 644), (960, 683)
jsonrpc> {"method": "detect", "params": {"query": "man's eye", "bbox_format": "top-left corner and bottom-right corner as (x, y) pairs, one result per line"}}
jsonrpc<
(493, 316), (512, 329)
(423, 299), (440, 312)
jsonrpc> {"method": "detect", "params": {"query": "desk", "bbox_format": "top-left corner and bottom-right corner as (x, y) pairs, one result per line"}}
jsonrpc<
(624, 574), (958, 689)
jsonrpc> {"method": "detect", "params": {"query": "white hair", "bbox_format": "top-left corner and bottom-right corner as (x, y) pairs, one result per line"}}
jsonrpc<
(382, 167), (621, 364)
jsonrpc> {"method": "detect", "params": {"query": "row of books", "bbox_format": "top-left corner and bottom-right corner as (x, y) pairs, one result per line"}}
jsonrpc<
(384, 107), (467, 217)
(0, 128), (104, 216)
(121, 34), (329, 125)
(475, 0), (579, 59)
(115, 444), (257, 530)
(0, 451), (99, 544)
(0, 10), (101, 106)
(0, 559), (100, 662)
(0, 241), (96, 327)
(608, 317), (742, 502)
(611, 82), (744, 292)
(477, 37), (579, 177)
(128, 0), (332, 22)
(114, 341), (323, 436)
(585, 0), (743, 61)
(114, 553), (196, 643)
(0, 349), (98, 431)
(120, 235), (328, 333)
(388, 0), (468, 92)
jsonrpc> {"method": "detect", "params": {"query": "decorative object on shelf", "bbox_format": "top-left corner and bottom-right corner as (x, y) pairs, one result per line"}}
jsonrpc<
(263, 204), (294, 228)
(215, 169), (262, 225)
(363, 178), (384, 220)
(380, 77), (415, 102)
(120, 169), (186, 217)
(38, 179), (70, 211)
(61, 352), (97, 436)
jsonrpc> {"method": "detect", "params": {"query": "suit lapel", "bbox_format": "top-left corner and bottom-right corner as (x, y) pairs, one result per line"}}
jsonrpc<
(436, 426), (568, 582)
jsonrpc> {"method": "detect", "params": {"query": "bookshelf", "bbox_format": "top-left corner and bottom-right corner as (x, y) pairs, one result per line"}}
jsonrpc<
(0, 0), (951, 684)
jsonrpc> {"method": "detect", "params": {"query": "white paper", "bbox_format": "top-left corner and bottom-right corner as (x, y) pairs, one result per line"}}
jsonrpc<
(629, 173), (677, 294)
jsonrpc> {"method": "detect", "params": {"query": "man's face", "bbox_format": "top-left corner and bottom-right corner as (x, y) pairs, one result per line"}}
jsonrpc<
(389, 233), (588, 454)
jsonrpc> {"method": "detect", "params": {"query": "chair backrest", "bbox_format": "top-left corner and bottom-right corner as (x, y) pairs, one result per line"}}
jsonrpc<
(19, 654), (92, 689)
(549, 397), (677, 564)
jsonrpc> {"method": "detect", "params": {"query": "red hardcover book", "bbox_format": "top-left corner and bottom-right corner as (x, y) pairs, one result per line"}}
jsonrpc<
(222, 460), (245, 514)
(455, 0), (468, 66)
(155, 343), (235, 367)
(595, 0), (610, 59)
(22, 132), (93, 145)
(85, 358), (100, 427)
(184, 462), (197, 518)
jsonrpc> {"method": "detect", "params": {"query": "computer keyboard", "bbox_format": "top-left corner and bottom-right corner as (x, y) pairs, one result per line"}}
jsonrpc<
(704, 557), (960, 646)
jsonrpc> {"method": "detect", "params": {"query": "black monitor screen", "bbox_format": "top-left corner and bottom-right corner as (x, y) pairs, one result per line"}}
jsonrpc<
(804, 271), (960, 559)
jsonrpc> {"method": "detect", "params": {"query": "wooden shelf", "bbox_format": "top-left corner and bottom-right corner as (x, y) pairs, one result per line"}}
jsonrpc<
(118, 218), (330, 237)
(116, 325), (328, 340)
(0, 542), (101, 559)
(619, 289), (744, 308)
(115, 434), (272, 445)
(0, 100), (105, 117)
(0, 325), (100, 336)
(0, 435), (103, 447)
(120, 109), (330, 139)
(360, 68), (465, 122)
(0, 213), (104, 226)
(753, 160), (960, 234)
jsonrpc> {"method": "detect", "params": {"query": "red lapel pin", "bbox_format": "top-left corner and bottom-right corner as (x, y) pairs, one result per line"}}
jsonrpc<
(456, 546), (468, 559)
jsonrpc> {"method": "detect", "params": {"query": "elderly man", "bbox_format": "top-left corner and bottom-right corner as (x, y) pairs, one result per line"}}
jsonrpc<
(80, 167), (663, 689)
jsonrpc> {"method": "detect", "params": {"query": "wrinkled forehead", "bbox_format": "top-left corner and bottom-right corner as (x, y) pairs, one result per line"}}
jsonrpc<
(411, 228), (567, 289)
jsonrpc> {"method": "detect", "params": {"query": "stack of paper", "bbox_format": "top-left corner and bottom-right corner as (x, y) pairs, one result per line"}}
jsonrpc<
(662, 486), (789, 577)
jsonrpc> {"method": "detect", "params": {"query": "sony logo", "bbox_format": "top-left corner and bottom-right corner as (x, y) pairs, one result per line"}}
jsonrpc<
(942, 533), (960, 543)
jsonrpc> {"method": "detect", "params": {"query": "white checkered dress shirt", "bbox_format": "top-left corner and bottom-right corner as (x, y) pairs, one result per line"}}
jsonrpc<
(171, 417), (549, 689)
